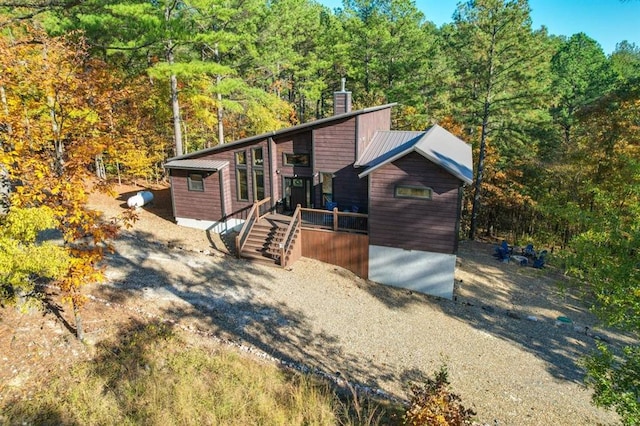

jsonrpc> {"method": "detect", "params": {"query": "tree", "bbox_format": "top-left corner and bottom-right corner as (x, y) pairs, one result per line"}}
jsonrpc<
(0, 26), (130, 339)
(0, 207), (70, 310)
(610, 40), (640, 86)
(447, 0), (552, 239)
(561, 80), (640, 424)
(550, 33), (614, 148)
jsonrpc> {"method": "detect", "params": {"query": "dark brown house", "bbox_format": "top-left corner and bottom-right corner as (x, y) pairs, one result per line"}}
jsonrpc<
(165, 91), (473, 299)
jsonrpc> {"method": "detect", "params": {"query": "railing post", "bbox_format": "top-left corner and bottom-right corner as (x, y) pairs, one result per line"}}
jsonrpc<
(333, 207), (338, 231)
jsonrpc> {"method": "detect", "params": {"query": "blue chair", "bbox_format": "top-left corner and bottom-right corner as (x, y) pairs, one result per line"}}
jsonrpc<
(494, 240), (513, 263)
(522, 244), (535, 258)
(533, 250), (547, 268)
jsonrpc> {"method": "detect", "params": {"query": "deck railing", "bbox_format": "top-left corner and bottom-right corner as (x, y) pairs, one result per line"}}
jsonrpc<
(235, 197), (272, 256)
(280, 204), (302, 267)
(300, 207), (368, 234)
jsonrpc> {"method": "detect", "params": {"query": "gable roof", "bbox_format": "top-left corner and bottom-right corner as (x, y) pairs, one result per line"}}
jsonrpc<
(166, 103), (396, 162)
(357, 124), (473, 184)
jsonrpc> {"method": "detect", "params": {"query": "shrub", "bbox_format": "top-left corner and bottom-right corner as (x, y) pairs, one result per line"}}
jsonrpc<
(404, 365), (475, 426)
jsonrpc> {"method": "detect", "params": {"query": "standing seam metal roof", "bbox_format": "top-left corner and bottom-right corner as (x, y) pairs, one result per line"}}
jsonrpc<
(357, 125), (473, 185)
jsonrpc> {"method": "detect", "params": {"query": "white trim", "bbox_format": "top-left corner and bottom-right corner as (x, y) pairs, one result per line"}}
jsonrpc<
(175, 217), (244, 234)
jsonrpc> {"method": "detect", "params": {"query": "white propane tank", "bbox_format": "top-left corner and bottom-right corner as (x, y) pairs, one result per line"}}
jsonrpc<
(127, 190), (154, 208)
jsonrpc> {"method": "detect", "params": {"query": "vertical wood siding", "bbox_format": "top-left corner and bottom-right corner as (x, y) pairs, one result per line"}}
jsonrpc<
(356, 108), (391, 157)
(301, 229), (369, 279)
(171, 139), (272, 221)
(368, 152), (462, 254)
(171, 169), (223, 221)
(313, 117), (367, 211)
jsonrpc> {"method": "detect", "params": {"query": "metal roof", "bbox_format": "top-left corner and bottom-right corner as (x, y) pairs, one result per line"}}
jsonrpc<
(164, 159), (229, 171)
(357, 125), (473, 185)
(166, 103), (397, 162)
(355, 131), (424, 167)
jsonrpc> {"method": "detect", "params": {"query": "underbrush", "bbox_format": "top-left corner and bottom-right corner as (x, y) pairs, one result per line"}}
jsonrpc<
(1, 321), (402, 425)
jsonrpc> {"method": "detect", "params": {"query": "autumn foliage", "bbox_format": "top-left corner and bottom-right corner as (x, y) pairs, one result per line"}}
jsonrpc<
(0, 26), (135, 338)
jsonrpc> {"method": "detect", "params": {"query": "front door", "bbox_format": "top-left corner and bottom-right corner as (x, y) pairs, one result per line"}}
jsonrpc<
(283, 177), (312, 210)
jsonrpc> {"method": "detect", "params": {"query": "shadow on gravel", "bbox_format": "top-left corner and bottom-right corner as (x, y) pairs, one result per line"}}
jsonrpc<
(356, 240), (635, 385)
(98, 230), (425, 399)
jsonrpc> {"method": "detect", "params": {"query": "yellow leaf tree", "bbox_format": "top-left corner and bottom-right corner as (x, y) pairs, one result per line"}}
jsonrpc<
(0, 25), (133, 339)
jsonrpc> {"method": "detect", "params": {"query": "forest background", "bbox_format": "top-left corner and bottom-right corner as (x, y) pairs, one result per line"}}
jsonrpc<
(0, 0), (638, 421)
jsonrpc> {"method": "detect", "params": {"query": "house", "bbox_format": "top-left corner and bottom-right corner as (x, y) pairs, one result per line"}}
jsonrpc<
(164, 89), (473, 299)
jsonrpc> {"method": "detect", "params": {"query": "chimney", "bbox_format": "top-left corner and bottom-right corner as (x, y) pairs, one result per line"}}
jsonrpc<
(333, 78), (352, 115)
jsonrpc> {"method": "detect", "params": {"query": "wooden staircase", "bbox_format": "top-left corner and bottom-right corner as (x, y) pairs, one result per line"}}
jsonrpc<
(239, 216), (297, 265)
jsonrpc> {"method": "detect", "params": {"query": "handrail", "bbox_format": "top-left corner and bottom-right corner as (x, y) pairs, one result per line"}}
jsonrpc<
(299, 207), (368, 234)
(280, 204), (302, 267)
(235, 197), (271, 256)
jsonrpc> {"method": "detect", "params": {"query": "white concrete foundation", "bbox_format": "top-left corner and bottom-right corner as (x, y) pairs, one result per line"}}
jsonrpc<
(368, 245), (456, 299)
(175, 217), (244, 234)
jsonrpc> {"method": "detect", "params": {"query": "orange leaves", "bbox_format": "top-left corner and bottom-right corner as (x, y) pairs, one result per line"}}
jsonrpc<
(1, 25), (126, 326)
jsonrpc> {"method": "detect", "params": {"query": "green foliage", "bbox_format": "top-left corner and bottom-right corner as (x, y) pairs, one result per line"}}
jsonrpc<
(583, 343), (640, 425)
(0, 207), (70, 308)
(403, 365), (475, 426)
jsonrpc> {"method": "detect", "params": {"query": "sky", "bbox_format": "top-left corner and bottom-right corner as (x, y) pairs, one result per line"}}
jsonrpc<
(319, 0), (640, 55)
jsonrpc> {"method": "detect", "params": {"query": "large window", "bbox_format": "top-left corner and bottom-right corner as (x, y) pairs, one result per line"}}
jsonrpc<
(283, 152), (310, 167)
(394, 185), (432, 200)
(252, 147), (265, 200)
(235, 151), (249, 201)
(187, 173), (204, 192)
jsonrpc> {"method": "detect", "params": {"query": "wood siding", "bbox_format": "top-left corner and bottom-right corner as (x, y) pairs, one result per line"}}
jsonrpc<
(275, 131), (313, 176)
(302, 229), (368, 278)
(176, 139), (271, 221)
(368, 152), (462, 254)
(171, 169), (223, 221)
(356, 108), (391, 157)
(313, 117), (367, 211)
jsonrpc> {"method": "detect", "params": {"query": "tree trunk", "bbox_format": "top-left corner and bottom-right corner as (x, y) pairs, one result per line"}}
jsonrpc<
(73, 300), (84, 341)
(468, 27), (497, 241)
(165, 4), (183, 156)
(170, 72), (183, 156)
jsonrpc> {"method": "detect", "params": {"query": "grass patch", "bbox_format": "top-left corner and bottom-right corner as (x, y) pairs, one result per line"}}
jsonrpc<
(2, 320), (402, 425)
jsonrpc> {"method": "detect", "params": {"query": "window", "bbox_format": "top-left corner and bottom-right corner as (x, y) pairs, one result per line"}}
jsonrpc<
(252, 147), (264, 166)
(235, 151), (249, 201)
(187, 173), (204, 192)
(394, 185), (432, 200)
(283, 153), (310, 167)
(320, 172), (334, 207)
(252, 148), (265, 200)
(254, 169), (265, 200)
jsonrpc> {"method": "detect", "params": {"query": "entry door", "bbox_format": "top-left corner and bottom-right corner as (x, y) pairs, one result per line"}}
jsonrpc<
(284, 177), (311, 210)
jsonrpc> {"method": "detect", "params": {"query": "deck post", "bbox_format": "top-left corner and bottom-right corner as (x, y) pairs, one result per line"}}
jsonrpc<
(333, 207), (338, 231)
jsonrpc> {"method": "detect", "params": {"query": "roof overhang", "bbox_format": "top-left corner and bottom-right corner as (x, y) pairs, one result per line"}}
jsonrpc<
(164, 159), (229, 171)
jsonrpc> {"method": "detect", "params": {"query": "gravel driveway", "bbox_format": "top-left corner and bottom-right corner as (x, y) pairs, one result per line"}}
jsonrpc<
(89, 187), (632, 425)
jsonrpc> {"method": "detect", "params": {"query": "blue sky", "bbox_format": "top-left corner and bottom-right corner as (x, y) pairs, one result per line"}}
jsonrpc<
(319, 0), (640, 55)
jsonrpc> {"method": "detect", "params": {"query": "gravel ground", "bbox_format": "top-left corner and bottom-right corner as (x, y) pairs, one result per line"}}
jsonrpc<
(86, 184), (635, 425)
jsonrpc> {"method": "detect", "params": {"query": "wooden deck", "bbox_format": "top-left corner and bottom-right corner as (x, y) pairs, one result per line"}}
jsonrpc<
(236, 203), (369, 279)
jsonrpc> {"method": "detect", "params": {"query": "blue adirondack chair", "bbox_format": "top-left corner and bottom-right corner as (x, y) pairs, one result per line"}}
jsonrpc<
(533, 250), (547, 268)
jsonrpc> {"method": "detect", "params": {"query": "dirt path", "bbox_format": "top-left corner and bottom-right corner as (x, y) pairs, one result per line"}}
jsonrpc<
(1, 183), (634, 425)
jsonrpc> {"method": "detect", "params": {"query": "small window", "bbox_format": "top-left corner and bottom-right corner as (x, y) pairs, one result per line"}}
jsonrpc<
(252, 147), (264, 166)
(188, 173), (204, 192)
(283, 153), (310, 167)
(394, 185), (432, 200)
